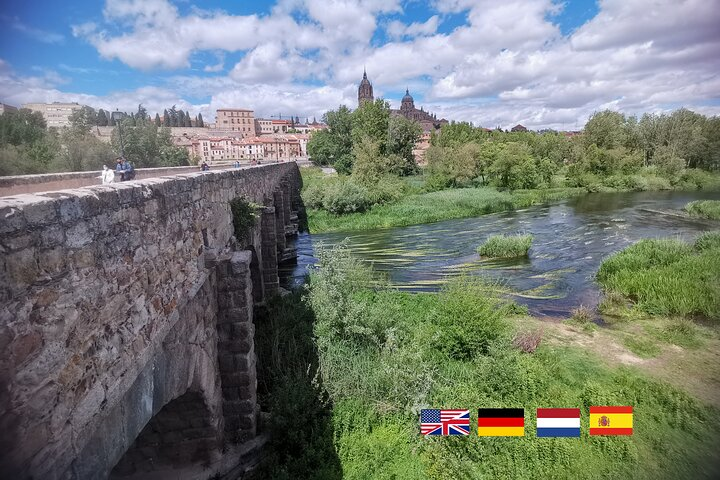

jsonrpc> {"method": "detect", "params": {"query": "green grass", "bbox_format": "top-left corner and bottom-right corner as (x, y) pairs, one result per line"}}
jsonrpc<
(478, 234), (533, 258)
(623, 336), (662, 358)
(597, 236), (720, 320)
(685, 200), (720, 220)
(307, 186), (585, 233)
(255, 245), (720, 479)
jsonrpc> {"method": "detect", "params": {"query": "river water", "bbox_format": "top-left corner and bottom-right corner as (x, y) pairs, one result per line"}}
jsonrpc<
(280, 190), (720, 317)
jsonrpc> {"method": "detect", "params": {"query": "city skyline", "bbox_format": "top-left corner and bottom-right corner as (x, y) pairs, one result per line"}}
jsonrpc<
(1, 0), (719, 129)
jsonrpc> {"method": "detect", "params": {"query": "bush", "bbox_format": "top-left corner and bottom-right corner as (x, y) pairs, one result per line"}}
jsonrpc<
(478, 234), (533, 257)
(322, 180), (373, 214)
(302, 182), (325, 209)
(685, 200), (720, 220)
(229, 197), (260, 244)
(512, 328), (544, 353)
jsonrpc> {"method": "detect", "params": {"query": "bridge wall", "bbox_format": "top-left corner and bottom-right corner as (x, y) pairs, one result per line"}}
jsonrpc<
(0, 163), (302, 479)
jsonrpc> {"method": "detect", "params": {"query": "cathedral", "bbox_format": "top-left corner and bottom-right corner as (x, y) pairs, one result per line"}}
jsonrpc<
(357, 71), (448, 132)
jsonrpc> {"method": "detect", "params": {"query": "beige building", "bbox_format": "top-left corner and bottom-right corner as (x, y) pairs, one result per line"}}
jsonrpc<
(188, 134), (308, 163)
(254, 118), (273, 135)
(215, 108), (256, 137)
(22, 102), (84, 128)
(0, 103), (18, 115)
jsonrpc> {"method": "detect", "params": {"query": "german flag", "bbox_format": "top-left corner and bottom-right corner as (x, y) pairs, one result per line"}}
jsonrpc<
(478, 408), (525, 436)
(589, 406), (633, 436)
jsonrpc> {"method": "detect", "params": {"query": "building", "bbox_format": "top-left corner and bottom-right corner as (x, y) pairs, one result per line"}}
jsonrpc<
(356, 71), (448, 133)
(21, 102), (84, 128)
(215, 108), (256, 137)
(392, 88), (449, 133)
(188, 134), (309, 163)
(511, 124), (528, 132)
(358, 69), (374, 106)
(0, 103), (18, 115)
(254, 118), (273, 135)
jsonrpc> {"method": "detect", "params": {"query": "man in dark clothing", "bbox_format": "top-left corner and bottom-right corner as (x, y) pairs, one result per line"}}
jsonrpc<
(116, 157), (135, 181)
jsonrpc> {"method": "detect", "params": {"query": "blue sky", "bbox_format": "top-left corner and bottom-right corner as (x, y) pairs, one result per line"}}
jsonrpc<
(1, 0), (718, 129)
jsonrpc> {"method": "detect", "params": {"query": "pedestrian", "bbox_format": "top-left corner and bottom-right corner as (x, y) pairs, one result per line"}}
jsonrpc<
(234, 160), (241, 168)
(101, 165), (115, 184)
(201, 160), (210, 171)
(116, 156), (135, 181)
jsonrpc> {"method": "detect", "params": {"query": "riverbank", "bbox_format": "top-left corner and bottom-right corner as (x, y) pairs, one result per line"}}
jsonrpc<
(253, 246), (720, 479)
(307, 185), (586, 233)
(302, 168), (720, 234)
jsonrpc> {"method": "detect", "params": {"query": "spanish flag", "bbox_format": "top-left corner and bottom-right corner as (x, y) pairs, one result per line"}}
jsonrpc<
(478, 408), (525, 436)
(589, 406), (633, 435)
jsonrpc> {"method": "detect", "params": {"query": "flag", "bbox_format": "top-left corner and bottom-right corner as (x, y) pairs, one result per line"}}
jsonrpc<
(478, 408), (525, 436)
(589, 406), (633, 436)
(536, 408), (581, 437)
(420, 409), (470, 436)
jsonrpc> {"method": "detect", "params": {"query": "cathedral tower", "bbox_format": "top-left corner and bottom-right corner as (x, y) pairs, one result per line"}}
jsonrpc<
(358, 69), (374, 106)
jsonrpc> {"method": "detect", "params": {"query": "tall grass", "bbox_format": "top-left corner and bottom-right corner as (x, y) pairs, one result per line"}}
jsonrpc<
(252, 245), (720, 479)
(685, 200), (720, 220)
(478, 234), (533, 257)
(307, 186), (585, 233)
(597, 236), (720, 319)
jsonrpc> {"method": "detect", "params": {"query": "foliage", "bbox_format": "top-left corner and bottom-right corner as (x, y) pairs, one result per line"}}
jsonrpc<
(597, 238), (720, 319)
(229, 197), (260, 244)
(351, 99), (390, 151)
(307, 105), (354, 171)
(694, 231), (720, 251)
(322, 180), (373, 215)
(387, 115), (422, 171)
(286, 246), (720, 479)
(478, 234), (533, 257)
(685, 200), (720, 220)
(111, 121), (189, 168)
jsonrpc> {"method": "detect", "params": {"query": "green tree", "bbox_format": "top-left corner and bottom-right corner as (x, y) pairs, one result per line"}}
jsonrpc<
(387, 115), (422, 175)
(490, 142), (539, 189)
(97, 109), (109, 127)
(197, 113), (204, 127)
(178, 110), (185, 128)
(68, 106), (98, 135)
(583, 110), (630, 150)
(154, 113), (161, 127)
(0, 109), (47, 146)
(136, 104), (148, 123)
(307, 105), (353, 171)
(351, 99), (390, 151)
(163, 109), (170, 127)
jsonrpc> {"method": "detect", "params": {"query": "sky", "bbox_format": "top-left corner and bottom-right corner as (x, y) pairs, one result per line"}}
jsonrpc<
(1, 0), (719, 129)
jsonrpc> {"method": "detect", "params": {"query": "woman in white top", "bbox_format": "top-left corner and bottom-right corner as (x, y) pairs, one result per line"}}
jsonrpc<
(101, 165), (115, 184)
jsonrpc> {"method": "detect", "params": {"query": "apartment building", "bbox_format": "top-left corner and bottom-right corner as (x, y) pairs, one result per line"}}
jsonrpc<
(21, 102), (84, 128)
(188, 134), (308, 162)
(0, 103), (18, 115)
(215, 108), (256, 137)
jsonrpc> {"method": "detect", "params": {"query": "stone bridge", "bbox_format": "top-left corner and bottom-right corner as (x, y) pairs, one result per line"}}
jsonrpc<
(0, 163), (303, 479)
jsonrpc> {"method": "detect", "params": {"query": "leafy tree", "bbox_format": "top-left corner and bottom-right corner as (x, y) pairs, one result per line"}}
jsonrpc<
(68, 106), (98, 135)
(169, 105), (179, 127)
(387, 115), (422, 174)
(97, 109), (109, 127)
(178, 110), (185, 128)
(55, 129), (114, 172)
(163, 109), (170, 127)
(351, 99), (390, 151)
(185, 111), (192, 127)
(583, 110), (632, 150)
(136, 104), (148, 123)
(0, 109), (47, 146)
(490, 142), (539, 189)
(154, 113), (161, 127)
(307, 105), (353, 171)
(197, 113), (204, 127)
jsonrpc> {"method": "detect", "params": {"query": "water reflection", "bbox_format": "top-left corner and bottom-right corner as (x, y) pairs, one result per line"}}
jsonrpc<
(280, 190), (719, 317)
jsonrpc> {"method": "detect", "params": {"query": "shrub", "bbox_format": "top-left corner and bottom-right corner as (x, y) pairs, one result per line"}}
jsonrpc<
(478, 234), (533, 257)
(430, 277), (512, 359)
(229, 197), (260, 244)
(322, 180), (372, 214)
(685, 200), (720, 220)
(302, 182), (325, 209)
(570, 305), (594, 323)
(512, 328), (544, 353)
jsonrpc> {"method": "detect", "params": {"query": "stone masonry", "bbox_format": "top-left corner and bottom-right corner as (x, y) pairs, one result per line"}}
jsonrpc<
(0, 163), (302, 479)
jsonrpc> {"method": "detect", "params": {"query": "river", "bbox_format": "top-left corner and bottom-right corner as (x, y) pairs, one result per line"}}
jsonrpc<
(280, 190), (720, 317)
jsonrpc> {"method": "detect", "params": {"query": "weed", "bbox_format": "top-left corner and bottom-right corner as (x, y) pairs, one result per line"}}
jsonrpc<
(478, 234), (533, 258)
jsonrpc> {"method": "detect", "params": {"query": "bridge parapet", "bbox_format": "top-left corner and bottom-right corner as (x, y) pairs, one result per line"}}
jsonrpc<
(0, 163), (302, 479)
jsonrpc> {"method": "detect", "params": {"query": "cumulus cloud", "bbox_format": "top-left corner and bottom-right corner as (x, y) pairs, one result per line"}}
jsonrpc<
(4, 0), (719, 130)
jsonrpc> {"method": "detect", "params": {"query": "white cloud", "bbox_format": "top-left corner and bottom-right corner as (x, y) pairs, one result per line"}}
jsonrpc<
(2, 16), (65, 44)
(4, 0), (718, 130)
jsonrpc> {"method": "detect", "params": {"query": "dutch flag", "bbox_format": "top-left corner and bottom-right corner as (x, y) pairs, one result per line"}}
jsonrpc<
(536, 408), (581, 437)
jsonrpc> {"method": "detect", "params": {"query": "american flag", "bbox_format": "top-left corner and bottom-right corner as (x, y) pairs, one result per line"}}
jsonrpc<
(420, 409), (470, 435)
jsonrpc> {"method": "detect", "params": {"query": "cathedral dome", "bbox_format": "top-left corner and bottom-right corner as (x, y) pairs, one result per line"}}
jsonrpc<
(402, 88), (413, 102)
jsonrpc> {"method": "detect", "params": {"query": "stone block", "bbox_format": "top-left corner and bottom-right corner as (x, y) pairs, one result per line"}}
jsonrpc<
(0, 205), (27, 234)
(23, 197), (58, 227)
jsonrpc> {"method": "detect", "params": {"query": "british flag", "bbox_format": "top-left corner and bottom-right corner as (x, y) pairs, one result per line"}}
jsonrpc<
(420, 409), (470, 435)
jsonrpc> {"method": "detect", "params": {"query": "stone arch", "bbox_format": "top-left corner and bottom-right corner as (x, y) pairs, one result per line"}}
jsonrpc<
(109, 390), (221, 478)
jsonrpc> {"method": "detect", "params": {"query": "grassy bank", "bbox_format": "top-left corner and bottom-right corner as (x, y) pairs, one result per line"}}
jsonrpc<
(254, 246), (720, 479)
(685, 200), (720, 220)
(478, 234), (533, 257)
(597, 232), (720, 319)
(307, 185), (585, 233)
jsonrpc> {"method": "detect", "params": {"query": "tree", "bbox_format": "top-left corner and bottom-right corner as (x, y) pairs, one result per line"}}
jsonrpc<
(0, 109), (47, 146)
(386, 115), (422, 175)
(490, 142), (539, 189)
(197, 113), (204, 127)
(583, 110), (631, 150)
(307, 105), (353, 170)
(351, 99), (390, 151)
(177, 110), (185, 128)
(136, 104), (147, 123)
(185, 111), (192, 127)
(163, 109), (170, 127)
(68, 106), (98, 135)
(154, 113), (161, 127)
(169, 105), (179, 127)
(97, 109), (109, 127)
